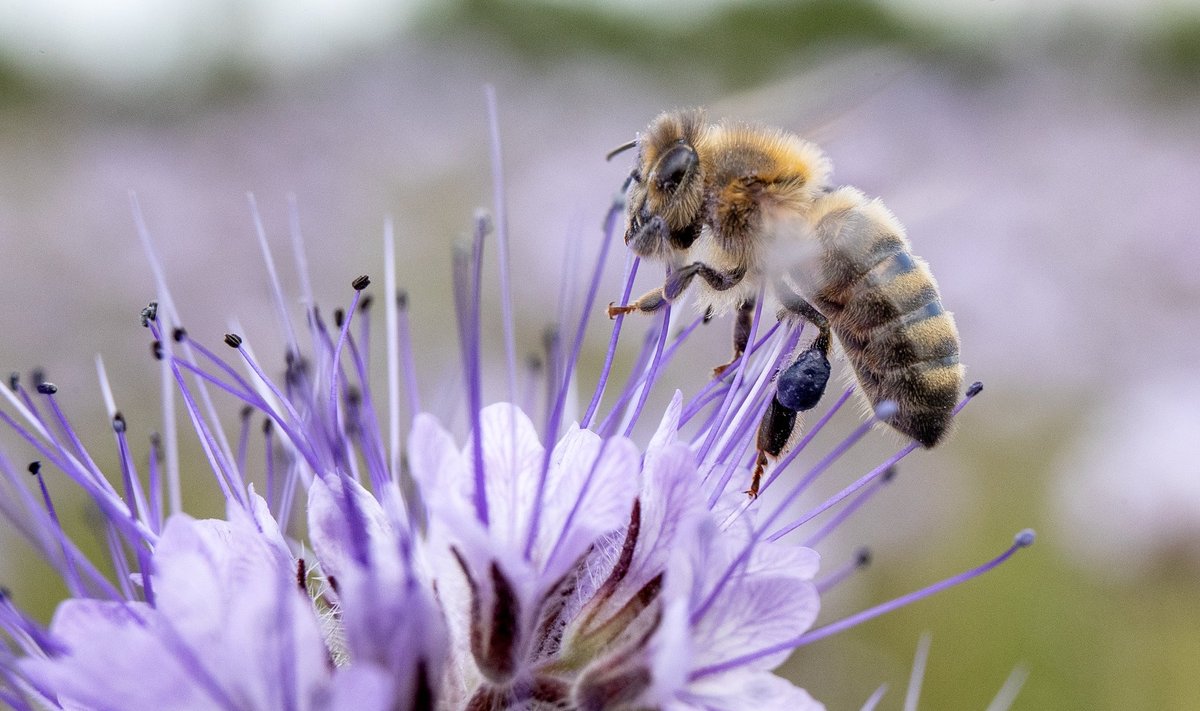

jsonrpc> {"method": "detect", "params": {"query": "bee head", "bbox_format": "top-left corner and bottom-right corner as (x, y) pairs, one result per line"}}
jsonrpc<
(618, 109), (708, 253)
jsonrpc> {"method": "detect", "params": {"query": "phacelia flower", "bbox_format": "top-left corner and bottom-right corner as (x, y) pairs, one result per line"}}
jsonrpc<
(0, 132), (1032, 710)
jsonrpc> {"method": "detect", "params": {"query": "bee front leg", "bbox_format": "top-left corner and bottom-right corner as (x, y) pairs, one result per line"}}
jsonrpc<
(626, 215), (670, 259)
(607, 287), (668, 318)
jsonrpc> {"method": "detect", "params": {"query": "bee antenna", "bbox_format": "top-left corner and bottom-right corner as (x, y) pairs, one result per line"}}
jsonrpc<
(605, 139), (638, 162)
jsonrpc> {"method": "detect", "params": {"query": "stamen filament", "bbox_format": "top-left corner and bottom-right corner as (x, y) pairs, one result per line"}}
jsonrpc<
(690, 530), (1036, 680)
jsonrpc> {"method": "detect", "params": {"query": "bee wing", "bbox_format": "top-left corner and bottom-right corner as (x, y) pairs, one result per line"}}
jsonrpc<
(776, 187), (915, 305)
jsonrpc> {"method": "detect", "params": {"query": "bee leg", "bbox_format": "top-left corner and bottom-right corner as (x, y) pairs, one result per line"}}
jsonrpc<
(626, 215), (670, 259)
(749, 398), (797, 498)
(712, 299), (755, 377)
(694, 264), (746, 292)
(747, 346), (832, 497)
(607, 287), (668, 318)
(747, 291), (833, 498)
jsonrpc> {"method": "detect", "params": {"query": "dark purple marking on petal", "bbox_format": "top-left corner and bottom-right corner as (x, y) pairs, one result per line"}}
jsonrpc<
(483, 562), (521, 681)
(580, 573), (663, 650)
(531, 546), (591, 661)
(575, 665), (652, 711)
(578, 500), (641, 634)
(296, 558), (307, 591)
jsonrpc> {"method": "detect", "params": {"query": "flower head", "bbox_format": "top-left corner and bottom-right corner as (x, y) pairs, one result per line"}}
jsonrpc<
(0, 134), (1032, 710)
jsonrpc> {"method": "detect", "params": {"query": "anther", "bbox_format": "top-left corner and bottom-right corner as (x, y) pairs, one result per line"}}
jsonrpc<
(224, 334), (243, 348)
(881, 465), (898, 483)
(358, 293), (373, 313)
(334, 309), (345, 328)
(855, 547), (872, 568)
(967, 381), (983, 397)
(139, 301), (158, 327)
(8, 373), (17, 391)
(27, 461), (41, 476)
(112, 412), (126, 433)
(296, 559), (307, 590)
(151, 340), (163, 360)
(396, 289), (408, 310)
(351, 275), (370, 291)
(1014, 529), (1036, 547)
(172, 327), (187, 343)
(239, 405), (253, 421)
(262, 418), (273, 435)
(36, 382), (57, 395)
(874, 400), (899, 420)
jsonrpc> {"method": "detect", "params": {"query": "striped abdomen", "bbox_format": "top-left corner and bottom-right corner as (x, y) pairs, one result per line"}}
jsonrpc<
(805, 188), (963, 447)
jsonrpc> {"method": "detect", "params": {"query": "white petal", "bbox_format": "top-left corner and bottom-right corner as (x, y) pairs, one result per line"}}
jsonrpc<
(680, 670), (825, 711)
(326, 663), (397, 711)
(307, 476), (393, 583)
(648, 390), (684, 453)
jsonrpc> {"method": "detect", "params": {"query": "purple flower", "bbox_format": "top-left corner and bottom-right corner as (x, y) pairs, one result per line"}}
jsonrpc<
(0, 136), (1033, 709)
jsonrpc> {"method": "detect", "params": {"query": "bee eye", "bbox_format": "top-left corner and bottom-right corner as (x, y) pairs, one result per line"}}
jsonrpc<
(653, 143), (697, 193)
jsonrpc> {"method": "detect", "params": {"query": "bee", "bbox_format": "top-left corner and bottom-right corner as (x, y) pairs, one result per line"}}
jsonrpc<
(607, 109), (963, 497)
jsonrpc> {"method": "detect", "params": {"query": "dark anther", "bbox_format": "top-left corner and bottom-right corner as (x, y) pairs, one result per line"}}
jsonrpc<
(262, 418), (274, 435)
(27, 461), (41, 476)
(881, 465), (898, 483)
(525, 354), (543, 372)
(140, 302), (158, 327)
(36, 382), (57, 395)
(856, 547), (872, 568)
(542, 325), (560, 352)
(151, 340), (164, 360)
(327, 575), (339, 594)
(296, 559), (307, 590)
(359, 294), (373, 313)
(8, 373), (17, 391)
(224, 334), (243, 348)
(396, 289), (408, 310)
(352, 275), (370, 291)
(239, 405), (253, 421)
(112, 412), (126, 433)
(345, 386), (362, 408)
(334, 309), (345, 328)
(30, 369), (45, 386)
(967, 381), (984, 397)
(172, 327), (187, 343)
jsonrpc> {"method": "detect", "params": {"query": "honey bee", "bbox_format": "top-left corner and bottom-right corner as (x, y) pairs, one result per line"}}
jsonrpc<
(607, 109), (963, 496)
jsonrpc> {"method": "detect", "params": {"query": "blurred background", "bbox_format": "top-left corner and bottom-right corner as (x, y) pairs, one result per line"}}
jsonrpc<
(1, 0), (1199, 708)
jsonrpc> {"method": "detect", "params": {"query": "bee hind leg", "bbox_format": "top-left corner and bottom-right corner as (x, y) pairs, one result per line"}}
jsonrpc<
(747, 345), (832, 497)
(712, 299), (755, 378)
(747, 285), (833, 498)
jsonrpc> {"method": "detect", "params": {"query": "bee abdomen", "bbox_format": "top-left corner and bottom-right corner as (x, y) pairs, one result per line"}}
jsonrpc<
(836, 295), (962, 447)
(832, 253), (963, 448)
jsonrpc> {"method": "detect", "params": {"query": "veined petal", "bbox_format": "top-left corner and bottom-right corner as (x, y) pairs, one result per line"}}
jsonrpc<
(676, 670), (826, 711)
